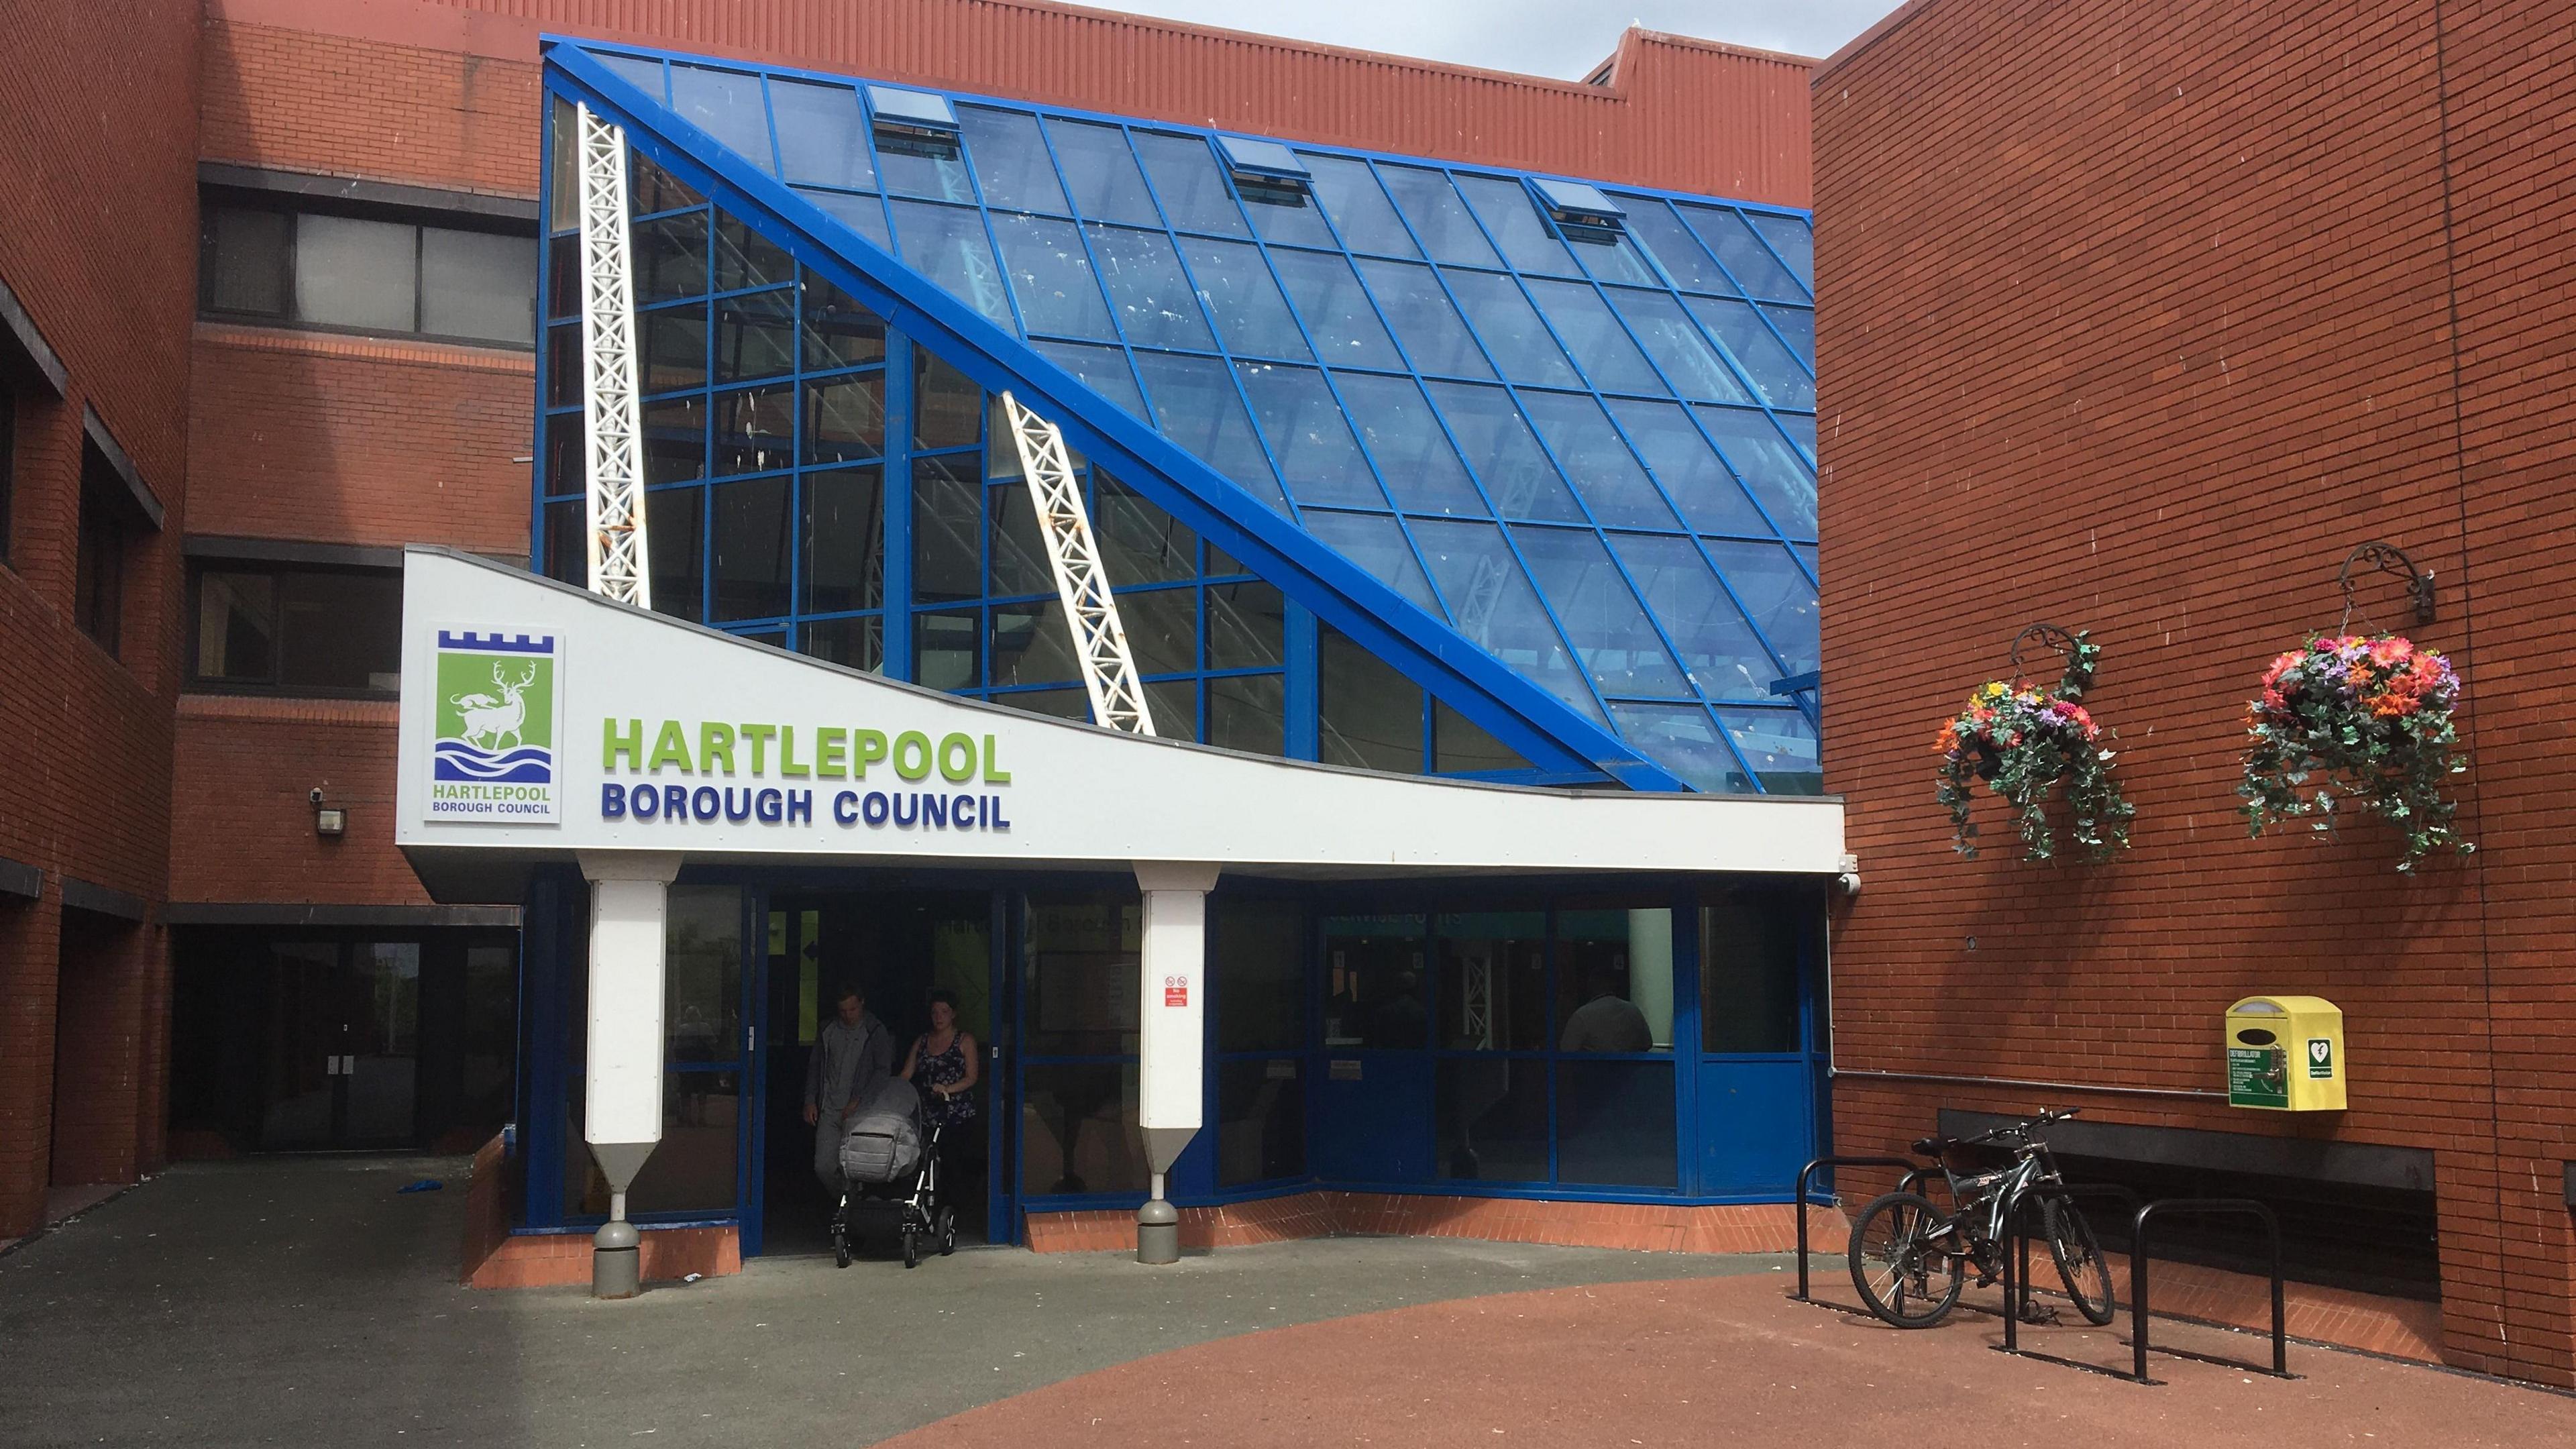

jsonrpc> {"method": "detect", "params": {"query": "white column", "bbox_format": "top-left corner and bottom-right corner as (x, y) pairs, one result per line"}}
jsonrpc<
(1133, 861), (1218, 1263)
(578, 851), (680, 1234)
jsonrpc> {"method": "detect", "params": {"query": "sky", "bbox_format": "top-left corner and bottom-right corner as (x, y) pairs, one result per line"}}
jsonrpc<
(1085, 1), (1909, 77)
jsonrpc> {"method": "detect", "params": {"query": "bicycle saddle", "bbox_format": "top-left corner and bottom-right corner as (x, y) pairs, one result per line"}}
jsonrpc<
(1912, 1135), (1953, 1157)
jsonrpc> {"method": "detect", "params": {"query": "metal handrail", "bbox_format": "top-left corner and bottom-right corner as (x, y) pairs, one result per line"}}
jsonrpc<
(1790, 1155), (1940, 1304)
(2132, 1198), (2294, 1383)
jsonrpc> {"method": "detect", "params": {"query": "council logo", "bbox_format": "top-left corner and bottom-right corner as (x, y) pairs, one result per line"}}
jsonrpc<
(429, 629), (562, 824)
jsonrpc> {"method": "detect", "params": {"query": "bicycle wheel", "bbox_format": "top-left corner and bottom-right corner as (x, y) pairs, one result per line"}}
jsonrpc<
(1847, 1191), (1964, 1328)
(2045, 1198), (2117, 1326)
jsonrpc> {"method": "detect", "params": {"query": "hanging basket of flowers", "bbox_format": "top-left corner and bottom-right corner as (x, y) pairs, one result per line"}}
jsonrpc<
(1934, 626), (2135, 863)
(2239, 633), (2471, 870)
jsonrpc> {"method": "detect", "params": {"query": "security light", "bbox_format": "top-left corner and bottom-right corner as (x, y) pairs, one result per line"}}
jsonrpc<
(866, 86), (959, 142)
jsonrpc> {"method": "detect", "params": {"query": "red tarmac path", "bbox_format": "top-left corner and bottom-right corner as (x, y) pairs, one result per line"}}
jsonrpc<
(881, 1272), (2576, 1447)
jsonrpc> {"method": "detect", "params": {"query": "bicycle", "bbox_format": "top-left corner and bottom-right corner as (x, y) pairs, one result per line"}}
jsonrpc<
(1845, 1108), (2117, 1329)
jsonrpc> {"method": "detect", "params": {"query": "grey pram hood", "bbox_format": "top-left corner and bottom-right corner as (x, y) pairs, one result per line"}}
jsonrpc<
(837, 1077), (924, 1185)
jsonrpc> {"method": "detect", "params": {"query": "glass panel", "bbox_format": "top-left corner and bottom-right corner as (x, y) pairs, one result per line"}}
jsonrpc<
(635, 211), (709, 302)
(913, 608), (979, 690)
(343, 943), (421, 1144)
(1326, 372), (1481, 518)
(1353, 258), (1491, 378)
(798, 186), (892, 249)
(419, 228), (533, 344)
(1515, 390), (1680, 529)
(1442, 270), (1579, 387)
(642, 303), (707, 392)
(1694, 409), (1816, 540)
(1267, 248), (1403, 370)
(1508, 525), (1691, 698)
(803, 466), (885, 614)
(294, 214), (415, 331)
(798, 615), (883, 672)
(991, 598), (1081, 686)
(1560, 225), (1660, 287)
(1688, 297), (1812, 411)
(912, 454), (983, 603)
(1236, 363), (1383, 509)
(1605, 398), (1771, 537)
(1179, 238), (1310, 360)
(646, 485), (705, 622)
(1434, 699), (1530, 772)
(1021, 1063), (1145, 1195)
(998, 686), (1089, 722)
(717, 217), (792, 293)
(629, 150), (702, 215)
(1717, 707), (1822, 794)
(1436, 911), (1545, 1051)
(986, 482), (1053, 597)
(1209, 672), (1287, 755)
(1748, 214), (1813, 292)
(1678, 203), (1803, 301)
(1301, 509), (1441, 615)
(1778, 413), (1817, 463)
(714, 288), (796, 382)
(957, 105), (1069, 215)
(276, 570), (403, 691)
(1083, 224), (1216, 350)
(710, 476), (792, 621)
(1114, 584), (1197, 677)
(1317, 627), (1421, 775)
(1144, 679), (1196, 740)
(1322, 915), (1427, 1049)
(642, 394), (706, 484)
(1031, 339), (1146, 417)
(1702, 885), (1813, 1053)
(1453, 174), (1576, 276)
(874, 129), (973, 203)
(1205, 580), (1285, 669)
(1607, 702), (1749, 794)
(890, 200), (1014, 326)
(1130, 352), (1285, 508)
(1377, 166), (1500, 267)
(195, 571), (277, 683)
(1617, 197), (1735, 294)
(800, 276), (886, 370)
(1521, 278), (1666, 396)
(1558, 908), (1674, 1051)
(592, 50), (665, 100)
(1436, 1057), (1546, 1182)
(541, 498), (581, 584)
(770, 78), (874, 189)
(1095, 472), (1195, 583)
(712, 384), (793, 476)
(1216, 1059), (1304, 1186)
(1422, 382), (1580, 522)
(914, 352), (983, 449)
(1605, 287), (1752, 404)
(1407, 517), (1601, 722)
(990, 213), (1116, 340)
(1556, 1060), (1676, 1187)
(1609, 533), (1782, 701)
(1129, 131), (1248, 235)
(1239, 180), (1336, 248)
(669, 65), (775, 172)
(1300, 154), (1417, 257)
(665, 885), (744, 1063)
(1761, 305), (1814, 369)
(1045, 118), (1161, 225)
(205, 207), (288, 316)
(1024, 892), (1140, 1056)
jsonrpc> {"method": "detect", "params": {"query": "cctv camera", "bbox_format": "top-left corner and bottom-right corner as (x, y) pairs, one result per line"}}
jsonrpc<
(1833, 853), (1860, 897)
(309, 787), (327, 806)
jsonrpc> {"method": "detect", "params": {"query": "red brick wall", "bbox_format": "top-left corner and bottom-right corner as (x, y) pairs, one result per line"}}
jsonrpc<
(170, 698), (431, 907)
(1815, 0), (2576, 1385)
(0, 0), (199, 1237)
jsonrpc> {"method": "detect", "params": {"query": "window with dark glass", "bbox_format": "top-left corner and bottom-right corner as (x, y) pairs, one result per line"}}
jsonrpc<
(190, 563), (402, 694)
(199, 199), (535, 346)
(0, 394), (14, 566)
(74, 447), (140, 657)
(1700, 883), (1815, 1053)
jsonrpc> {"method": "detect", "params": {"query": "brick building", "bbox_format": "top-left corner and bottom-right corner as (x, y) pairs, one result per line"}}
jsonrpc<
(1817, 0), (2576, 1385)
(3, 0), (1826, 1256)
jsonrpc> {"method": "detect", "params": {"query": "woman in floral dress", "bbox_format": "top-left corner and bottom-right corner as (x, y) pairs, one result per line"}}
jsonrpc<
(899, 990), (980, 1136)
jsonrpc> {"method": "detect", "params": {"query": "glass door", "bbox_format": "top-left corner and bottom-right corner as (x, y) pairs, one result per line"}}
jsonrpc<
(257, 939), (420, 1150)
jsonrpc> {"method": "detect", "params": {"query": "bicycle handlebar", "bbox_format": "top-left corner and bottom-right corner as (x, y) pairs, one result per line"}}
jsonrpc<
(1957, 1106), (2080, 1147)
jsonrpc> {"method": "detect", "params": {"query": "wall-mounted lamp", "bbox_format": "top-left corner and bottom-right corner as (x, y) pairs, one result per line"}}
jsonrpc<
(2338, 541), (2436, 628)
(311, 787), (345, 839)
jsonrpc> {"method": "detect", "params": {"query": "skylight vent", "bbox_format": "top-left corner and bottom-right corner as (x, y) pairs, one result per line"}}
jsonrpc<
(867, 85), (960, 142)
(1218, 135), (1311, 186)
(1532, 177), (1627, 230)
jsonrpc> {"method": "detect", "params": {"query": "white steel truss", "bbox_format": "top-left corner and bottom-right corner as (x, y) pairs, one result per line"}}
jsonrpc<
(1002, 392), (1155, 736)
(576, 103), (650, 608)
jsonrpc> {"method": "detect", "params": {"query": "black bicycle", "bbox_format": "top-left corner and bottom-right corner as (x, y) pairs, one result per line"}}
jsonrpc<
(1845, 1108), (2116, 1329)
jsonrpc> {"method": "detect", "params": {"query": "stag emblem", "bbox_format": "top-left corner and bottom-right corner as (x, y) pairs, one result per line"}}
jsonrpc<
(449, 660), (539, 752)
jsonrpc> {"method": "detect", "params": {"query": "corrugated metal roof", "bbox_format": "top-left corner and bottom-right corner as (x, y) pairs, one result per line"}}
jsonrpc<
(423, 0), (1811, 205)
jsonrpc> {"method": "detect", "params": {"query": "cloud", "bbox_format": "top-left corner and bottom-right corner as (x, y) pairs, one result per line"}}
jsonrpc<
(1090, 1), (1906, 77)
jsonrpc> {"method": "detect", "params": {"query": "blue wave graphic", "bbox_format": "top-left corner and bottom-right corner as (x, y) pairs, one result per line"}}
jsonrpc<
(433, 739), (554, 784)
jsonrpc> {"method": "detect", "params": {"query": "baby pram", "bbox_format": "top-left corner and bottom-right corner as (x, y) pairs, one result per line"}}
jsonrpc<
(830, 1077), (955, 1269)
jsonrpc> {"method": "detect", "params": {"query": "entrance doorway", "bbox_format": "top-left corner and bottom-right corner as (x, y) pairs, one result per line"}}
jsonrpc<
(759, 888), (1001, 1256)
(259, 941), (421, 1150)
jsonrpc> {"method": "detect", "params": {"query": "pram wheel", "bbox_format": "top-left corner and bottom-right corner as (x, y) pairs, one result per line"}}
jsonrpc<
(830, 1195), (854, 1268)
(902, 1226), (920, 1269)
(938, 1205), (957, 1256)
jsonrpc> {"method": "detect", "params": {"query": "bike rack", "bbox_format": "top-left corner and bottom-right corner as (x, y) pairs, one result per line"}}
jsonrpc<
(1994, 1183), (2143, 1379)
(2129, 1198), (2296, 1384)
(1789, 1155), (1943, 1313)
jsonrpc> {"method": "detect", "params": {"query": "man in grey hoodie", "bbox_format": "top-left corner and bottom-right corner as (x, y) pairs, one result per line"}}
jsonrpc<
(806, 984), (894, 1191)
